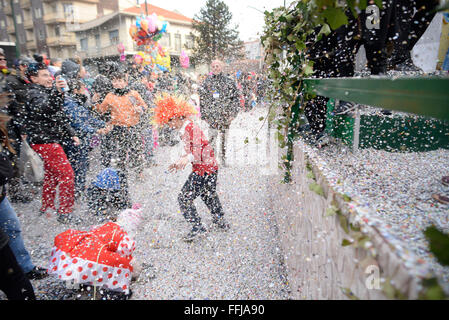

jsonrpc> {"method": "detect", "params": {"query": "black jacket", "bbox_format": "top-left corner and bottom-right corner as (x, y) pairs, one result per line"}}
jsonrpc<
(5, 72), (30, 140)
(24, 83), (76, 145)
(199, 73), (240, 130)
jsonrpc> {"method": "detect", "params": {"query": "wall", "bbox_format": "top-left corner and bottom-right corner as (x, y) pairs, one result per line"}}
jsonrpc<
(267, 141), (422, 299)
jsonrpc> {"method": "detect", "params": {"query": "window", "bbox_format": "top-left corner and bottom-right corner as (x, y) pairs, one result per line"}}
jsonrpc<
(34, 7), (42, 19)
(0, 20), (5, 28)
(95, 34), (100, 49)
(63, 3), (74, 16)
(159, 33), (169, 47)
(80, 38), (88, 51)
(16, 14), (22, 24)
(55, 25), (60, 37)
(174, 33), (181, 52)
(185, 35), (194, 49)
(109, 30), (119, 45)
(38, 29), (45, 41)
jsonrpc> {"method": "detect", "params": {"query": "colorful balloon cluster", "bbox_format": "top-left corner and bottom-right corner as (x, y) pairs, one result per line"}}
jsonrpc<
(129, 13), (169, 46)
(133, 41), (171, 72)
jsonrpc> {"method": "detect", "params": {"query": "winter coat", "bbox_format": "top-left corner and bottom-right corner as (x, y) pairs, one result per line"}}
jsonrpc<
(198, 73), (240, 130)
(5, 72), (30, 138)
(94, 90), (148, 127)
(180, 120), (218, 176)
(63, 94), (105, 141)
(24, 83), (76, 145)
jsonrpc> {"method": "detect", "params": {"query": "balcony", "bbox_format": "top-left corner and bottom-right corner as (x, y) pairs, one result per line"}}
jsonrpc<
(6, 25), (15, 34)
(23, 19), (34, 29)
(20, 0), (32, 9)
(27, 38), (37, 50)
(47, 34), (76, 47)
(77, 44), (123, 59)
(3, 4), (12, 15)
(43, 11), (71, 24)
(43, 11), (93, 25)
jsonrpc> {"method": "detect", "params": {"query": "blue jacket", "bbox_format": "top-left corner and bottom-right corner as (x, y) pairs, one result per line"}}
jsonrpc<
(63, 94), (105, 139)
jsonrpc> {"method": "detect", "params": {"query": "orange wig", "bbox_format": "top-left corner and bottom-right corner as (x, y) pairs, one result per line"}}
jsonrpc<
(152, 93), (197, 127)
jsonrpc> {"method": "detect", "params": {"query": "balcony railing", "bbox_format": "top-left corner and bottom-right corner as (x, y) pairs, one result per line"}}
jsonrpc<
(77, 44), (123, 58)
(23, 19), (34, 29)
(6, 25), (15, 34)
(47, 34), (76, 46)
(26, 38), (37, 49)
(20, 0), (32, 9)
(3, 4), (12, 15)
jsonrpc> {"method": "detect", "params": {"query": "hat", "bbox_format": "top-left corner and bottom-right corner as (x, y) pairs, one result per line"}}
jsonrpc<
(92, 168), (121, 190)
(61, 59), (80, 79)
(152, 93), (197, 127)
(116, 206), (144, 236)
(25, 62), (47, 78)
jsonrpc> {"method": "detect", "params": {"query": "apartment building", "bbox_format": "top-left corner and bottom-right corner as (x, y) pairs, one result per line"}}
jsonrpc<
(73, 3), (195, 67)
(0, 0), (117, 59)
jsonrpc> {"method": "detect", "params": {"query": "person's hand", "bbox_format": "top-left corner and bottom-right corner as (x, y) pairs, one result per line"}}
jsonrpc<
(168, 156), (189, 173)
(97, 124), (113, 135)
(72, 136), (80, 146)
(92, 93), (100, 103)
(55, 76), (66, 93)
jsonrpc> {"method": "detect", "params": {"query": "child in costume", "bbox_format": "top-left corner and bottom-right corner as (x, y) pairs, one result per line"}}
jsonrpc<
(86, 168), (131, 220)
(47, 205), (143, 299)
(152, 93), (230, 242)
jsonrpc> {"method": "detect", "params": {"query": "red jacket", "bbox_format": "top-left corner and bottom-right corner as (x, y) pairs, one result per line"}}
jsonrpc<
(180, 120), (218, 176)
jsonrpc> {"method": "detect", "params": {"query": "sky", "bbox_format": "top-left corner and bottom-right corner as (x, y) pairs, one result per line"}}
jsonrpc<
(135, 0), (288, 41)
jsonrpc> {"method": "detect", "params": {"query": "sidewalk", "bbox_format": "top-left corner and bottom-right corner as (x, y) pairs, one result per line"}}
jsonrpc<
(4, 106), (290, 300)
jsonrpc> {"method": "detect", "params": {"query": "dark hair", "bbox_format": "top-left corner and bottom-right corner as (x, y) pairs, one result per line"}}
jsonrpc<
(110, 72), (127, 80)
(26, 62), (47, 78)
(69, 79), (85, 92)
(0, 114), (16, 154)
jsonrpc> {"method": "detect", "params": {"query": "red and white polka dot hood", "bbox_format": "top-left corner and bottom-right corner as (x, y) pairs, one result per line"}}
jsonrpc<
(47, 207), (144, 294)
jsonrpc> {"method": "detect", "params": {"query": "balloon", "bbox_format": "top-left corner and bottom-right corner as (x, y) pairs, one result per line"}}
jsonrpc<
(156, 17), (163, 32)
(117, 43), (125, 54)
(130, 14), (169, 46)
(129, 25), (138, 38)
(140, 19), (148, 32)
(148, 13), (157, 33)
(180, 50), (189, 68)
(161, 21), (167, 33)
(134, 52), (144, 64)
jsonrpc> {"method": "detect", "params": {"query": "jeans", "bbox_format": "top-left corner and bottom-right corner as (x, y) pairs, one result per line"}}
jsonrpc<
(0, 197), (35, 273)
(0, 242), (36, 300)
(178, 171), (224, 227)
(63, 139), (90, 196)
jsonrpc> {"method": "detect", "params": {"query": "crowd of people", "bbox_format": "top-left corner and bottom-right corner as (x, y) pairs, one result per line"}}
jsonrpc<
(0, 46), (266, 300)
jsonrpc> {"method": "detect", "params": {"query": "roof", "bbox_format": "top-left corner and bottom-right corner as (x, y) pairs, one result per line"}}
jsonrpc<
(123, 3), (193, 23)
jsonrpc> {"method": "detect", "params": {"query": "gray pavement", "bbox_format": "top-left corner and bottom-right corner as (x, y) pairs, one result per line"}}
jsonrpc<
(2, 106), (291, 300)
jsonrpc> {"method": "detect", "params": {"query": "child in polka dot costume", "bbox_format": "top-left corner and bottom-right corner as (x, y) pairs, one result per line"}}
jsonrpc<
(47, 204), (143, 297)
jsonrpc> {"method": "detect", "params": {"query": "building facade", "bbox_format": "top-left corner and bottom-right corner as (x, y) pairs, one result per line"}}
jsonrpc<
(0, 0), (115, 59)
(72, 3), (196, 69)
